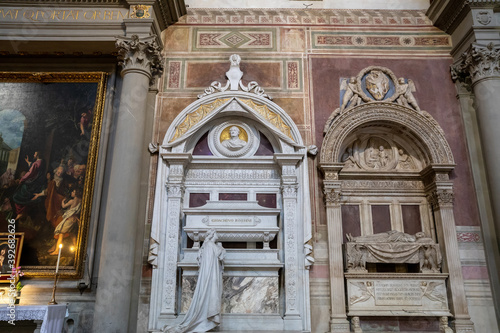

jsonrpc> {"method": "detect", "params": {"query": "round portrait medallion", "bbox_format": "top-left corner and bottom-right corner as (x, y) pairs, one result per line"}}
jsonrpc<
(209, 121), (258, 157)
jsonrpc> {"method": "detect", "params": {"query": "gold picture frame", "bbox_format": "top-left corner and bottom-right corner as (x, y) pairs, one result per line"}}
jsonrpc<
(0, 72), (107, 278)
(0, 232), (24, 282)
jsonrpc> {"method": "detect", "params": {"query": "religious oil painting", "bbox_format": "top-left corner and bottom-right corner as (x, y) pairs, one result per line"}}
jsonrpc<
(0, 72), (106, 278)
(0, 232), (24, 282)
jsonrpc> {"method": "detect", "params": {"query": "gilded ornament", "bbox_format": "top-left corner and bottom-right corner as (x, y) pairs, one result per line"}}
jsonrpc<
(170, 98), (231, 142)
(239, 99), (293, 139)
(130, 5), (151, 19)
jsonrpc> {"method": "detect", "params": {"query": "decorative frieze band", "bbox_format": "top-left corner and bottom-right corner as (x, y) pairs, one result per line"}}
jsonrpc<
(186, 169), (280, 181)
(181, 9), (431, 26)
(451, 42), (500, 85)
(341, 180), (424, 190)
(116, 34), (164, 83)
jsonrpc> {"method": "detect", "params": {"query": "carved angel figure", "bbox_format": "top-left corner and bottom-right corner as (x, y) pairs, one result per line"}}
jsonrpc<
(396, 149), (415, 170)
(420, 281), (446, 304)
(396, 78), (421, 111)
(341, 147), (360, 169)
(349, 281), (374, 305)
(340, 77), (362, 112)
(365, 70), (389, 100)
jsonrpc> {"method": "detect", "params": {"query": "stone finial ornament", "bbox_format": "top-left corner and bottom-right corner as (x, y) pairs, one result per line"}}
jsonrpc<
(197, 54), (272, 100)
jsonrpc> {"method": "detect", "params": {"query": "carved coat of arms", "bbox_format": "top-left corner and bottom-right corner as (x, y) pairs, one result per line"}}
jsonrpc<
(365, 70), (389, 100)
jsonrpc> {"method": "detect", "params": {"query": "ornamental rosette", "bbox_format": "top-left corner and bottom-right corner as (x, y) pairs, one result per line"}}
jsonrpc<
(451, 42), (500, 85)
(115, 34), (164, 84)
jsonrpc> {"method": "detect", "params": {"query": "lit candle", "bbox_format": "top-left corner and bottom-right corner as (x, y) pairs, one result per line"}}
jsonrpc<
(55, 244), (62, 274)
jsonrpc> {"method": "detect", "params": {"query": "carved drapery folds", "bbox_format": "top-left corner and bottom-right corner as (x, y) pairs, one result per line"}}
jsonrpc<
(345, 231), (443, 273)
(116, 34), (164, 84)
(451, 42), (500, 85)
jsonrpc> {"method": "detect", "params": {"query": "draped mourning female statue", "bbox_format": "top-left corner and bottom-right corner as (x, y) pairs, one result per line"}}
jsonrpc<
(164, 229), (225, 333)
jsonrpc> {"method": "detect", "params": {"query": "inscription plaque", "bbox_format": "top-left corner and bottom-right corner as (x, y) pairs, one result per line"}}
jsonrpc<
(374, 280), (422, 306)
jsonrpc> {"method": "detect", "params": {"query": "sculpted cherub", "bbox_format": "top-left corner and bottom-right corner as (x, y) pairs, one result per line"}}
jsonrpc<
(396, 78), (421, 111)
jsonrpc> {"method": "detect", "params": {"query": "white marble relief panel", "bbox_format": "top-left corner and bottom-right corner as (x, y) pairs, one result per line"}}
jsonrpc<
(346, 276), (451, 316)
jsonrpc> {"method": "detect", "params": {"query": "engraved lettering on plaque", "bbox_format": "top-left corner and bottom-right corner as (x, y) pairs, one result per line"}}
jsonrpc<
(374, 281), (422, 306)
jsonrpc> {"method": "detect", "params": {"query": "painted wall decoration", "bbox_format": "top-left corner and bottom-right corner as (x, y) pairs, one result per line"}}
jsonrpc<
(0, 72), (106, 278)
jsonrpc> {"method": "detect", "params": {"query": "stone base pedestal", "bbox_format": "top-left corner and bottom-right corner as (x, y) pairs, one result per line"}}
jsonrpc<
(451, 317), (475, 333)
(329, 317), (350, 332)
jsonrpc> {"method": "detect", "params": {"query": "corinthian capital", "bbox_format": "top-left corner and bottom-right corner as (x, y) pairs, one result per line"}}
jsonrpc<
(451, 42), (500, 85)
(427, 189), (454, 209)
(115, 34), (164, 83)
(324, 188), (341, 206)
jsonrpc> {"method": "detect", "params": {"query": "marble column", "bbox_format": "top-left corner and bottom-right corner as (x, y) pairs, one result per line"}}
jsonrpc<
(92, 35), (163, 332)
(451, 42), (500, 250)
(322, 167), (350, 333)
(427, 171), (475, 333)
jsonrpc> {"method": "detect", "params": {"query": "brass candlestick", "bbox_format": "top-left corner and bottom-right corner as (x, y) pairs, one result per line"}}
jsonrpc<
(48, 273), (58, 305)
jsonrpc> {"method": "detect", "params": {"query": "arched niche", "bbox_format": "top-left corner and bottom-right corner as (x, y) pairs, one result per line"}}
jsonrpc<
(321, 102), (454, 167)
(148, 58), (313, 332)
(320, 100), (472, 331)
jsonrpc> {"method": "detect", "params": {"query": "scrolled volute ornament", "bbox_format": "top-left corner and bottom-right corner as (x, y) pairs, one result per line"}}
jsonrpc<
(116, 34), (164, 85)
(197, 54), (272, 100)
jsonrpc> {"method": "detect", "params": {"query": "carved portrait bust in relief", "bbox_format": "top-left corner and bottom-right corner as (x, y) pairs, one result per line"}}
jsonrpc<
(221, 126), (247, 151)
(209, 121), (258, 157)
